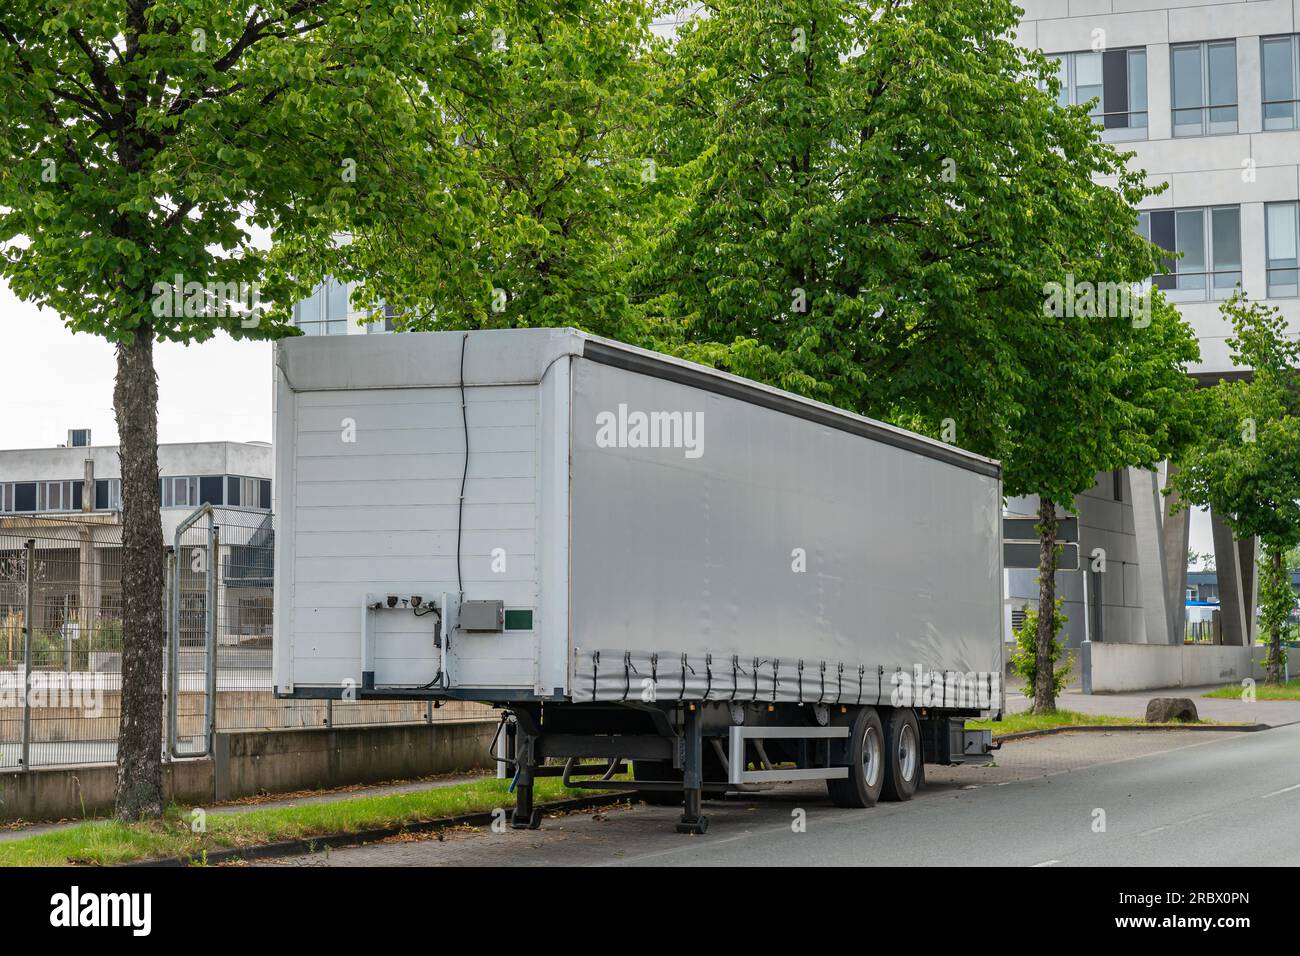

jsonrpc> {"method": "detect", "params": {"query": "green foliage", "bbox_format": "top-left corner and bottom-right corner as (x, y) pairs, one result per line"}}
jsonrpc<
(1172, 293), (1300, 547)
(1170, 293), (1300, 681)
(312, 1), (666, 341)
(1258, 541), (1294, 673)
(632, 0), (1198, 477)
(0, 1), (521, 343)
(1011, 600), (1074, 699)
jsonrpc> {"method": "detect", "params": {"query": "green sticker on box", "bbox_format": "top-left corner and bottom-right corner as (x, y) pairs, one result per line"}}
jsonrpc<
(503, 609), (533, 631)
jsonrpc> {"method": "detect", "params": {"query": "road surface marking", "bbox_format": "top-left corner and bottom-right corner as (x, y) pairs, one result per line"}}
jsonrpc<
(1261, 783), (1300, 799)
(1032, 859), (1061, 867)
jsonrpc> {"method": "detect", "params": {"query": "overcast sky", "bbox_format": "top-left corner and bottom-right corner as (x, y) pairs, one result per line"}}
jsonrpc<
(0, 280), (272, 451)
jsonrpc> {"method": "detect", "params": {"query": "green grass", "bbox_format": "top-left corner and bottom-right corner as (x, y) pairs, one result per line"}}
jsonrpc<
(1204, 679), (1300, 701)
(967, 709), (1209, 737)
(0, 774), (622, 867)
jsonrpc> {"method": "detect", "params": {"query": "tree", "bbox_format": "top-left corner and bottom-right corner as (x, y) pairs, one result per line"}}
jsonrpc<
(634, 0), (1201, 711)
(1002, 291), (1200, 711)
(0, 1), (500, 818)
(637, 0), (1165, 447)
(1171, 292), (1300, 684)
(314, 1), (664, 340)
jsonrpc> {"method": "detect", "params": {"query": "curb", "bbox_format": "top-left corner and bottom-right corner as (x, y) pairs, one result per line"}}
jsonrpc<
(126, 792), (636, 867)
(994, 722), (1271, 742)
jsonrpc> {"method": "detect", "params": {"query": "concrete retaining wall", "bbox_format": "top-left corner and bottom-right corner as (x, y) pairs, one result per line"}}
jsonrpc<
(0, 719), (496, 823)
(1083, 642), (1268, 693)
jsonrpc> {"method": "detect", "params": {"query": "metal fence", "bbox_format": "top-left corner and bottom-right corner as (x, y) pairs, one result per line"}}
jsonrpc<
(0, 509), (488, 771)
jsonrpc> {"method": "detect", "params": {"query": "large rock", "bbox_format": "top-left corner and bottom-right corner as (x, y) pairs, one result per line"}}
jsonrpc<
(1145, 697), (1199, 723)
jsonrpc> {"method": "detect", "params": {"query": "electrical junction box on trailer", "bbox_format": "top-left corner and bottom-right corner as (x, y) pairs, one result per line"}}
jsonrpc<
(459, 600), (504, 632)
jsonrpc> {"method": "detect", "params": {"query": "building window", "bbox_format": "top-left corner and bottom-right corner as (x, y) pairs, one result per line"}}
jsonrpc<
(13, 483), (35, 512)
(366, 303), (400, 333)
(94, 478), (121, 511)
(1113, 469), (1124, 501)
(1171, 40), (1237, 136)
(1138, 206), (1241, 302)
(161, 476), (198, 509)
(218, 476), (272, 510)
(1266, 202), (1300, 298)
(34, 480), (78, 512)
(1262, 35), (1299, 131)
(1049, 48), (1148, 139)
(199, 476), (224, 506)
(292, 278), (350, 336)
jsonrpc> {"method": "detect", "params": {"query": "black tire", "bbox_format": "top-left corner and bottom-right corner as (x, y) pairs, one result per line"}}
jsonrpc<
(826, 706), (886, 808)
(632, 760), (684, 805)
(880, 707), (922, 802)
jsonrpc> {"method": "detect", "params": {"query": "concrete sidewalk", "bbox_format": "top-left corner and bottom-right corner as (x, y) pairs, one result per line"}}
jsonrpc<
(1005, 681), (1300, 727)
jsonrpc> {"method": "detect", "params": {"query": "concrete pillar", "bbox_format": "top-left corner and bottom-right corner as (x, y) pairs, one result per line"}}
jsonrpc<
(1238, 537), (1258, 643)
(1128, 467), (1172, 645)
(1162, 463), (1191, 645)
(1210, 508), (1248, 646)
(82, 459), (93, 513)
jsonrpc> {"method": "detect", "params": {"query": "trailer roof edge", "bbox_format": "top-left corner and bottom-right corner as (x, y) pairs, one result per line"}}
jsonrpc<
(578, 334), (1002, 480)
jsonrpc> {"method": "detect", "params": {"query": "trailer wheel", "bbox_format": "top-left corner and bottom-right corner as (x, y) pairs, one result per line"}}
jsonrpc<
(880, 708), (922, 802)
(826, 706), (885, 808)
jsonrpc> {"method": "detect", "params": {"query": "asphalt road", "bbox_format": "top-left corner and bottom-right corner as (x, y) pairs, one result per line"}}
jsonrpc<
(267, 725), (1300, 867)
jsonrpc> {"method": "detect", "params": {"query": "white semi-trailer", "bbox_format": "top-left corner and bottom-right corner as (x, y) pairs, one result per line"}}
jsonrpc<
(273, 328), (1003, 832)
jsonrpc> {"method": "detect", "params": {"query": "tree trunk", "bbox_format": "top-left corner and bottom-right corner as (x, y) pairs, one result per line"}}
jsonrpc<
(1034, 496), (1060, 713)
(1267, 547), (1284, 685)
(113, 325), (166, 820)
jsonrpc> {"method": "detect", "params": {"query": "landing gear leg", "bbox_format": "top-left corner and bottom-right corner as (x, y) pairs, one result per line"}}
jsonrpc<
(511, 724), (542, 830)
(676, 704), (709, 835)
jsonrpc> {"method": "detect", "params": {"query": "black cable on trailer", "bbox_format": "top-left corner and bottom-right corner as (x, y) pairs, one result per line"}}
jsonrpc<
(455, 331), (469, 609)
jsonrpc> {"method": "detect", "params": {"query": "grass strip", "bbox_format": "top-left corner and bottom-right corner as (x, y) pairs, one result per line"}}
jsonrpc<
(0, 774), (612, 867)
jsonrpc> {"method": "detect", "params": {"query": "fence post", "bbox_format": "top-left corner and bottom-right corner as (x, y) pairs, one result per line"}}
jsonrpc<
(165, 547), (177, 759)
(21, 539), (35, 772)
(426, 700), (433, 724)
(206, 522), (219, 755)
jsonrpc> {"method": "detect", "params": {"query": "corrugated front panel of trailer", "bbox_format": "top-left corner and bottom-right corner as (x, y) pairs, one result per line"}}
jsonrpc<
(276, 378), (552, 692)
(567, 358), (1002, 706)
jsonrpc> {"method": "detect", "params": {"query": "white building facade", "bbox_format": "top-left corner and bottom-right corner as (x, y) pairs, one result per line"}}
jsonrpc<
(1018, 0), (1300, 375)
(0, 434), (272, 540)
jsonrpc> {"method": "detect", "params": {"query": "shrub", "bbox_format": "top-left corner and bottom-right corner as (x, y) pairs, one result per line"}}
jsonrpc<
(1011, 599), (1075, 699)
